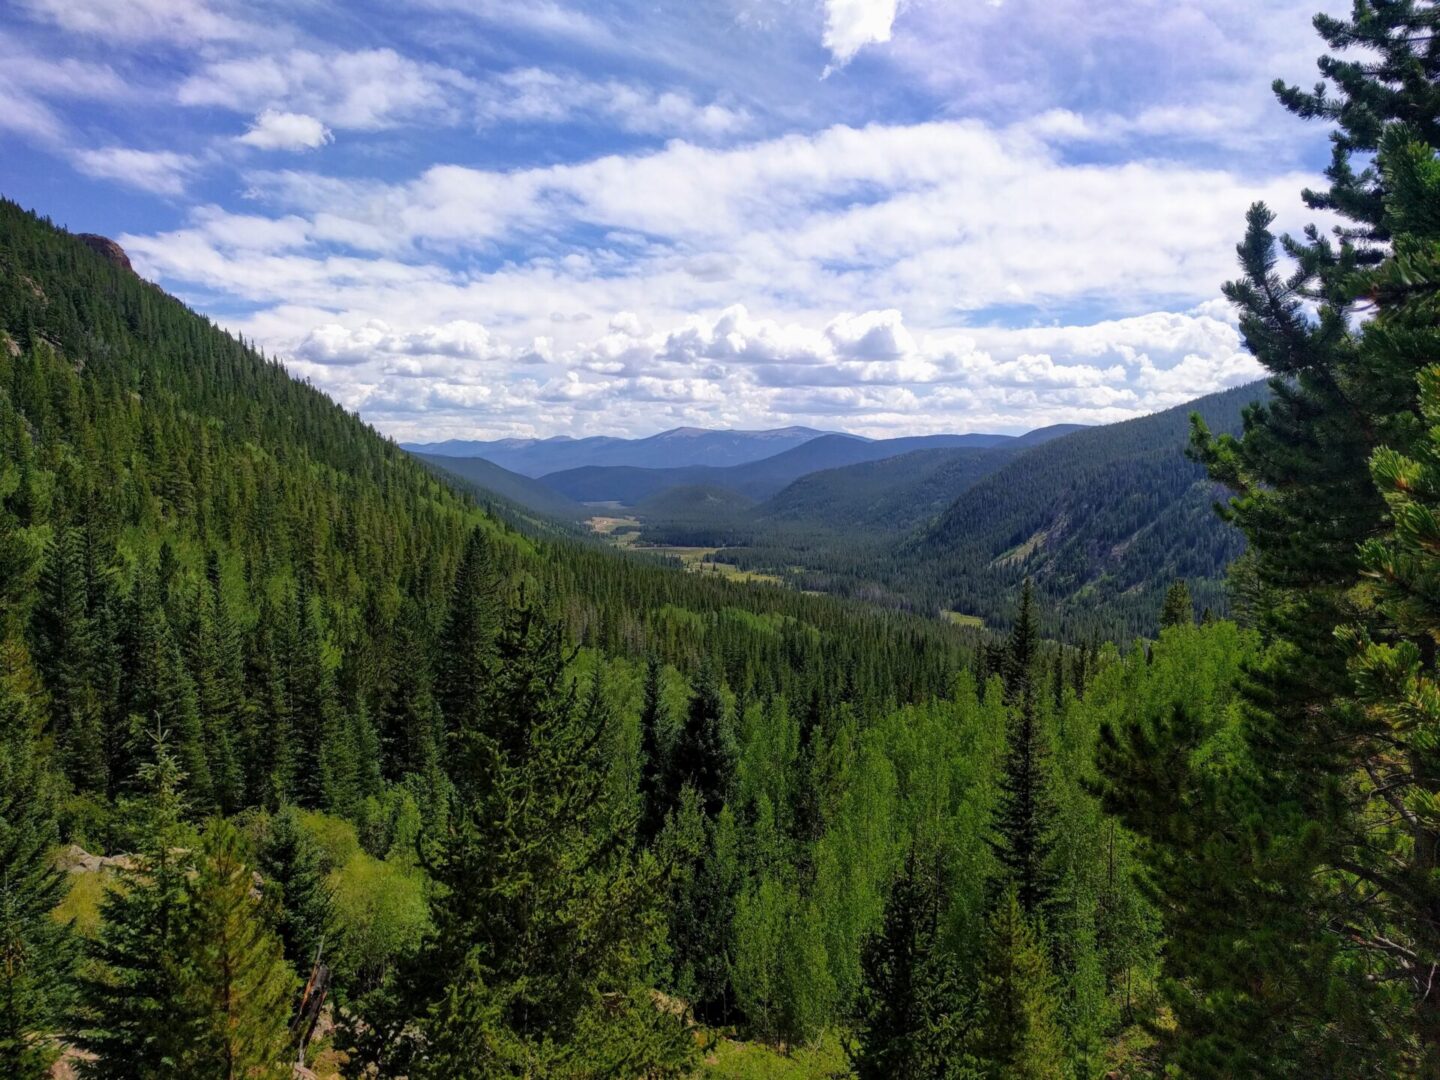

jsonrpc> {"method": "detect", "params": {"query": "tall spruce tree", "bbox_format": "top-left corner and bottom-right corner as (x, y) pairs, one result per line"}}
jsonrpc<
(851, 845), (968, 1080)
(0, 637), (76, 1079)
(637, 655), (669, 847)
(1133, 3), (1440, 1071)
(435, 527), (500, 740)
(668, 664), (733, 821)
(77, 732), (198, 1079)
(409, 598), (691, 1076)
(989, 582), (1057, 917)
(970, 886), (1065, 1080)
(179, 820), (295, 1080)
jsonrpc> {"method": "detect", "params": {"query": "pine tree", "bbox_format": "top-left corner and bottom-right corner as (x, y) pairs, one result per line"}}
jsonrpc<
(435, 527), (500, 738)
(669, 665), (733, 820)
(257, 806), (335, 974)
(179, 819), (295, 1080)
(637, 655), (669, 846)
(970, 886), (1065, 1080)
(1170, 6), (1440, 1069)
(0, 638), (76, 1079)
(851, 845), (969, 1080)
(409, 598), (691, 1076)
(989, 584), (1057, 918)
(30, 526), (104, 791)
(1159, 579), (1193, 628)
(77, 731), (197, 1079)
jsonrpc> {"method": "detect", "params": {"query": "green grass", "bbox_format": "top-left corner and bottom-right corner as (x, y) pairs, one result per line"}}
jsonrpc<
(694, 1030), (850, 1079)
(943, 610), (985, 628)
(54, 866), (111, 937)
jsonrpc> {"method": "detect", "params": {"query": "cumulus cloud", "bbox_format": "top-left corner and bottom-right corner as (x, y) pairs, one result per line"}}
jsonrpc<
(822, 0), (901, 68)
(72, 147), (197, 195)
(238, 109), (332, 151)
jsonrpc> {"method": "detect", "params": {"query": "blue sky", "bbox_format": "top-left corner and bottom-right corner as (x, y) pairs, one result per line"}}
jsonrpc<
(1, 0), (1344, 439)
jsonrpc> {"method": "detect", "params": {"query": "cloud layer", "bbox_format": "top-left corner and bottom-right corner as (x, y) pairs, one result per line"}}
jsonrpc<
(0, 0), (1342, 439)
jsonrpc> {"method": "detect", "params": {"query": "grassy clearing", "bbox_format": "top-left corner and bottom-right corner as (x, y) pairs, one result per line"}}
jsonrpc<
(943, 610), (985, 628)
(694, 1030), (850, 1079)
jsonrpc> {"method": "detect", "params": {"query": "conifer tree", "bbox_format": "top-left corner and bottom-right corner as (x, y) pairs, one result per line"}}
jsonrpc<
(411, 598), (691, 1075)
(637, 655), (669, 846)
(30, 527), (104, 790)
(257, 807), (335, 974)
(0, 638), (76, 1079)
(970, 887), (1065, 1080)
(77, 732), (198, 1079)
(1159, 579), (1193, 628)
(851, 845), (968, 1080)
(989, 583), (1057, 918)
(1161, 4), (1440, 1068)
(179, 819), (295, 1080)
(435, 527), (500, 738)
(668, 665), (733, 820)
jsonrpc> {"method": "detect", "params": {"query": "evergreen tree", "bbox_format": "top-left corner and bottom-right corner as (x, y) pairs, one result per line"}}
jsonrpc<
(989, 584), (1057, 918)
(851, 845), (968, 1080)
(77, 732), (197, 1079)
(1168, 5), (1440, 1068)
(669, 665), (733, 820)
(435, 527), (500, 738)
(257, 806), (335, 975)
(1159, 579), (1193, 628)
(410, 599), (691, 1075)
(0, 638), (76, 1079)
(179, 819), (295, 1080)
(30, 527), (104, 790)
(637, 655), (669, 846)
(970, 887), (1065, 1080)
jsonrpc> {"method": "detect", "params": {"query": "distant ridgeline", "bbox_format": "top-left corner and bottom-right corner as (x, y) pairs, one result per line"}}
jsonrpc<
(415, 382), (1259, 640)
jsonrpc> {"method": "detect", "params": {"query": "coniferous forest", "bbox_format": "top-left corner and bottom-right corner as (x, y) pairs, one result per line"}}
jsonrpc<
(4, 3), (1440, 1078)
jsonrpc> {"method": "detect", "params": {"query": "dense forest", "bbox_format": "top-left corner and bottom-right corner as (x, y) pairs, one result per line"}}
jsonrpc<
(3, 2), (1440, 1077)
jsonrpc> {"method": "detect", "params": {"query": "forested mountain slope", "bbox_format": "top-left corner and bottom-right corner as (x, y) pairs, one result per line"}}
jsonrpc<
(901, 382), (1260, 637)
(414, 451), (586, 522)
(537, 430), (1033, 505)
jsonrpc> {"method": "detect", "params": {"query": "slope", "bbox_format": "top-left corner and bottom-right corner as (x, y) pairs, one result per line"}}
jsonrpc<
(902, 382), (1261, 637)
(540, 432), (1024, 505)
(414, 451), (585, 522)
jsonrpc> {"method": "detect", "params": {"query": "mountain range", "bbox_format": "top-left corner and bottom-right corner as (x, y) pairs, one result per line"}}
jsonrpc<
(413, 390), (1256, 637)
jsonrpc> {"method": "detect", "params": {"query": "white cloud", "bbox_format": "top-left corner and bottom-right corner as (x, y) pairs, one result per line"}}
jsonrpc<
(20, 0), (249, 43)
(72, 148), (198, 195)
(179, 49), (470, 130)
(237, 109), (332, 151)
(822, 0), (901, 68)
(114, 113), (1305, 438)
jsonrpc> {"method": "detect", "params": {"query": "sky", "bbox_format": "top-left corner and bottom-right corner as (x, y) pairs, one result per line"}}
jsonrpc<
(0, 0), (1347, 440)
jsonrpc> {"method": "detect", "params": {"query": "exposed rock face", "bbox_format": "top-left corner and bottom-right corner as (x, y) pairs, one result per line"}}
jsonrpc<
(77, 234), (133, 272)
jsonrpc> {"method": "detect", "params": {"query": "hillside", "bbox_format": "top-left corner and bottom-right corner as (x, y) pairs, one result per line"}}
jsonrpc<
(754, 446), (1016, 531)
(414, 451), (586, 522)
(540, 430), (1033, 505)
(901, 382), (1261, 636)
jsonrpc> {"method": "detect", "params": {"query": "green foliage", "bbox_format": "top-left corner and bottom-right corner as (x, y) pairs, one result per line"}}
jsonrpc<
(970, 886), (1065, 1080)
(0, 634), (76, 1078)
(178, 819), (295, 1080)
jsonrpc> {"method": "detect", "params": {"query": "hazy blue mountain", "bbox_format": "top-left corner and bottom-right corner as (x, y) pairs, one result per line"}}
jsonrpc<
(538, 431), (1030, 505)
(415, 453), (586, 521)
(403, 425), (837, 475)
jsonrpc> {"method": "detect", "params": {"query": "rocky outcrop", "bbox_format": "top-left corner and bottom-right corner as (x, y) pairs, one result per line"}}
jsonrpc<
(77, 234), (132, 273)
